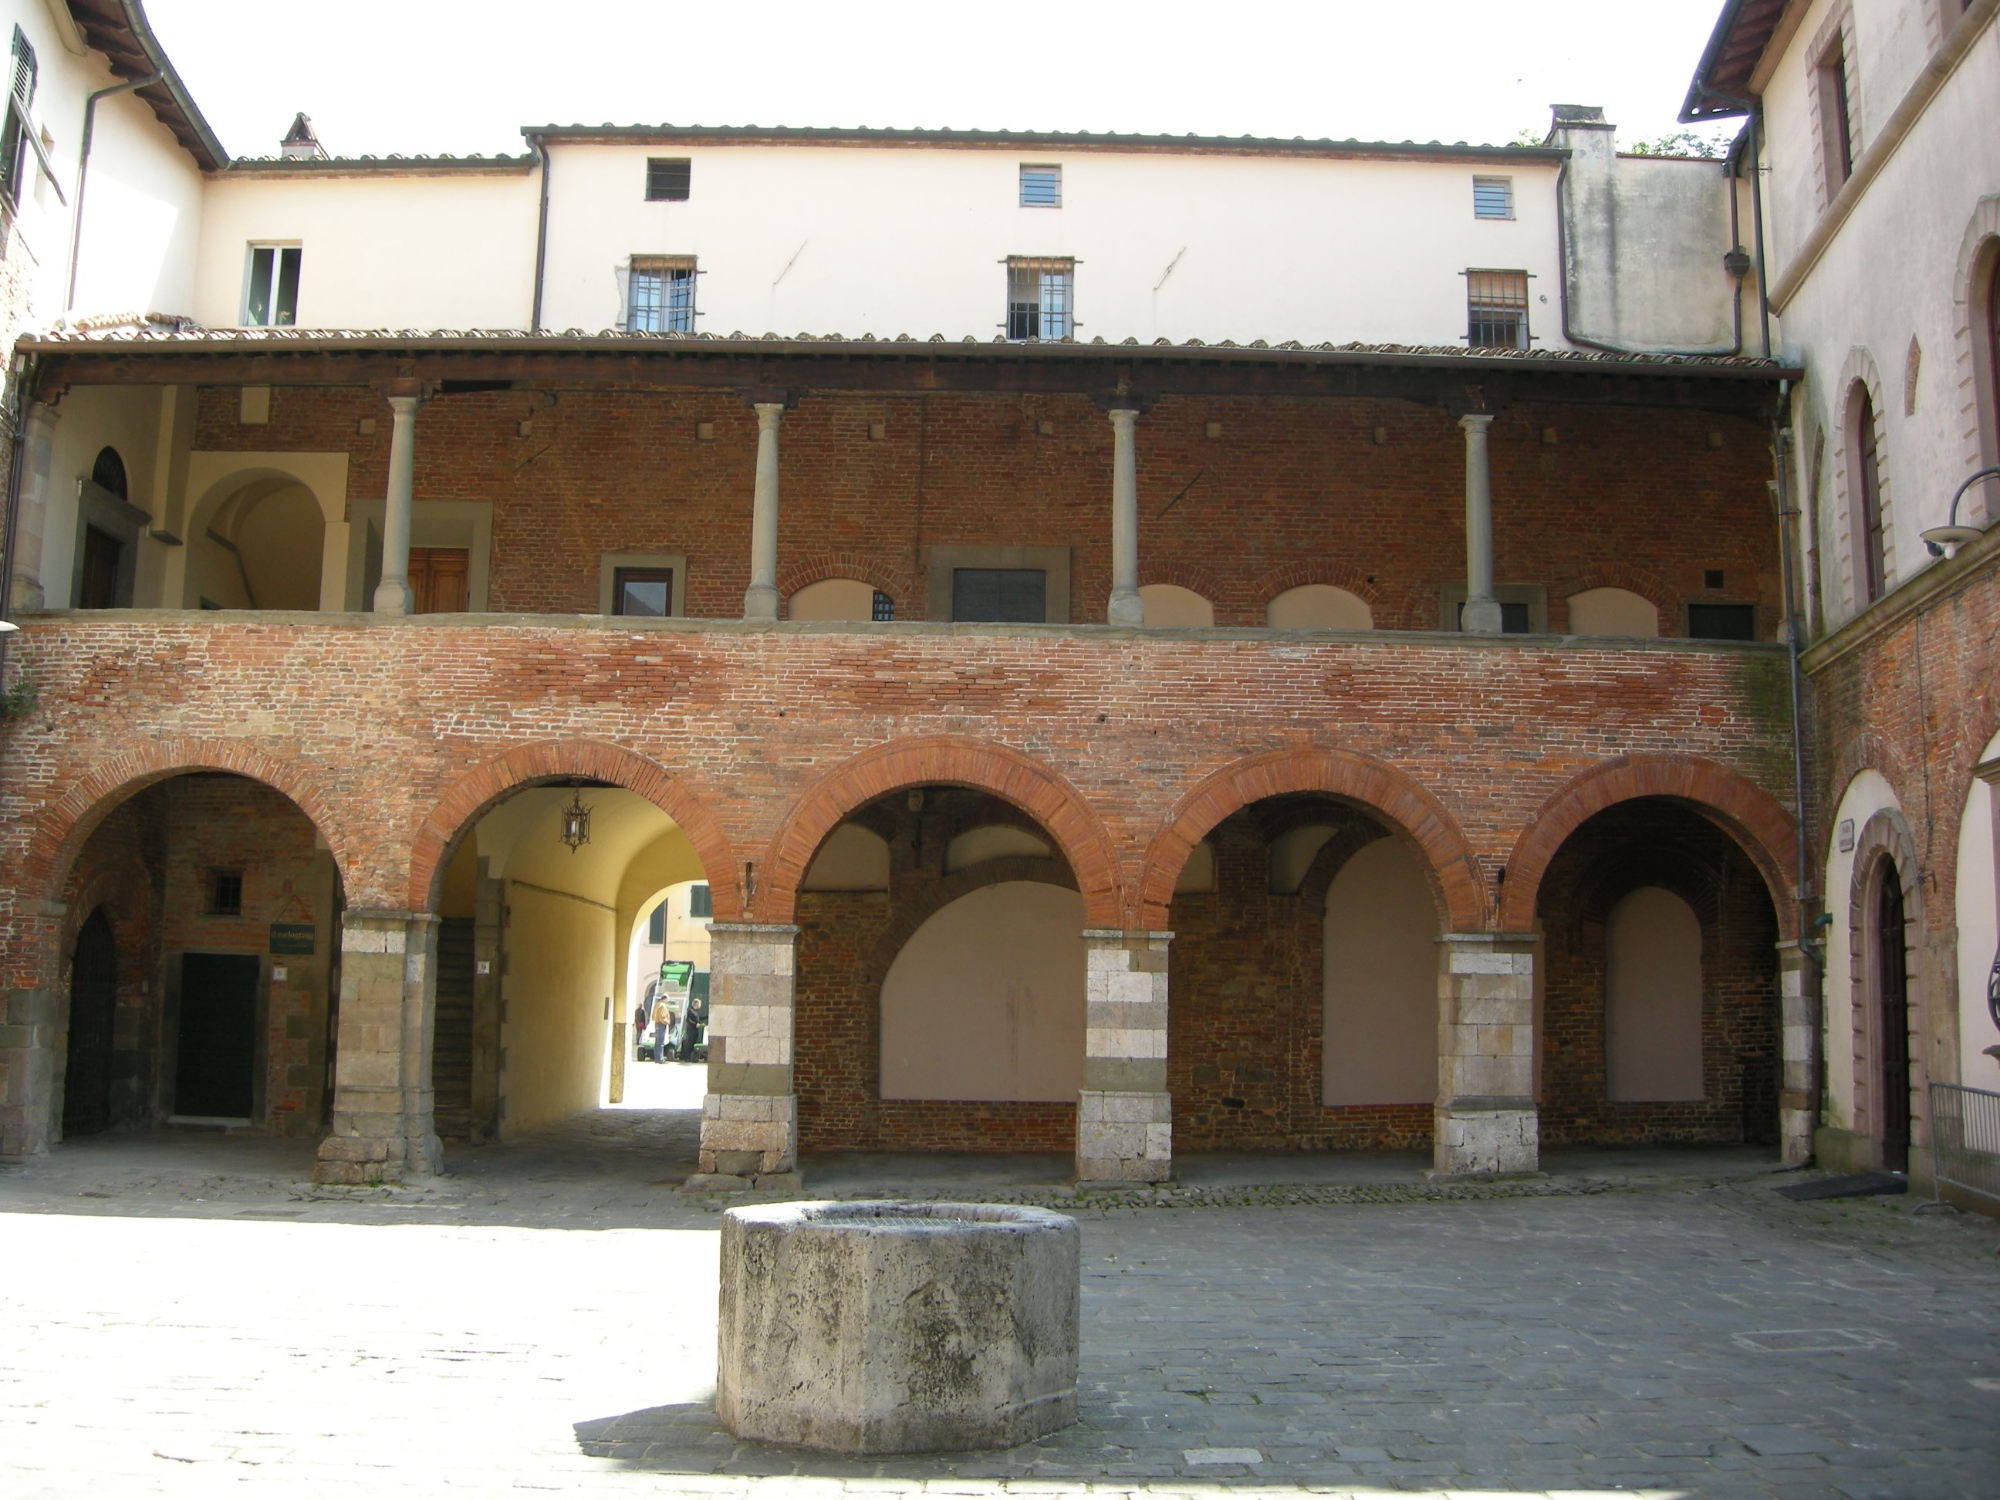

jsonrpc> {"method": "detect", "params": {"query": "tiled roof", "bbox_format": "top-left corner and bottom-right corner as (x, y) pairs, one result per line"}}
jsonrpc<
(224, 153), (536, 173)
(66, 0), (227, 170)
(24, 325), (1796, 378)
(1681, 0), (1791, 121)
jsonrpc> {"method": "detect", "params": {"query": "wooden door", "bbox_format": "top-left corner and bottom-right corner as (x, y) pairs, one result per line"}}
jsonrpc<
(432, 917), (476, 1141)
(174, 953), (259, 1119)
(1877, 865), (1911, 1173)
(408, 548), (469, 614)
(62, 910), (117, 1137)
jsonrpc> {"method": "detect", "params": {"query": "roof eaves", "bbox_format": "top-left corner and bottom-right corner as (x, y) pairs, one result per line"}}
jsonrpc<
(1680, 0), (1790, 122)
(221, 153), (537, 177)
(67, 0), (228, 170)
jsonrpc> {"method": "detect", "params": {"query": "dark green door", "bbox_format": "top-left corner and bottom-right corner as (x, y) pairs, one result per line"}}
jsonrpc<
(175, 953), (259, 1118)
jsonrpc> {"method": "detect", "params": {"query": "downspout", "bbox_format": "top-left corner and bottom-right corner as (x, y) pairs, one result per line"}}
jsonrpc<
(529, 133), (551, 332)
(0, 353), (39, 712)
(64, 73), (163, 319)
(1748, 105), (1772, 358)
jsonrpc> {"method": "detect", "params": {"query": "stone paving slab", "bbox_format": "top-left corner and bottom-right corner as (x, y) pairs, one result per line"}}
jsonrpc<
(1, 1126), (1996, 1497)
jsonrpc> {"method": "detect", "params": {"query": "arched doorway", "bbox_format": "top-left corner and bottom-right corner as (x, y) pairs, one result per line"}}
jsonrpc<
(61, 910), (118, 1138)
(1872, 856), (1912, 1172)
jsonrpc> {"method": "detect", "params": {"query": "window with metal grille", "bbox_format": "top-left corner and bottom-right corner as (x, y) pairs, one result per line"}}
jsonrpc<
(646, 158), (691, 201)
(1686, 603), (1757, 640)
(628, 256), (696, 332)
(1466, 268), (1529, 349)
(871, 589), (895, 621)
(1019, 164), (1060, 207)
(952, 568), (1046, 622)
(1472, 176), (1513, 219)
(243, 245), (302, 326)
(689, 883), (712, 918)
(1, 25), (38, 206)
(1005, 257), (1073, 340)
(207, 869), (244, 917)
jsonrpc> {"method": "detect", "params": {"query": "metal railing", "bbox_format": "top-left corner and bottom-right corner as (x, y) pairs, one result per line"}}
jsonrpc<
(1929, 1082), (2000, 1205)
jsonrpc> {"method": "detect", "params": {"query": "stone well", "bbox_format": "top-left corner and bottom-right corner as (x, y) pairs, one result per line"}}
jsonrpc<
(716, 1200), (1080, 1454)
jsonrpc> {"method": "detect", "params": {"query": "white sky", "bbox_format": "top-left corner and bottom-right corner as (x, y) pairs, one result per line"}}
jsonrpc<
(143, 0), (1740, 162)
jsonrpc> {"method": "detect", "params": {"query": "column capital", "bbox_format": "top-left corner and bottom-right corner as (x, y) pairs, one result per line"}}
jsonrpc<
(1092, 393), (1150, 416)
(740, 386), (796, 410)
(385, 393), (423, 418)
(1458, 411), (1495, 433)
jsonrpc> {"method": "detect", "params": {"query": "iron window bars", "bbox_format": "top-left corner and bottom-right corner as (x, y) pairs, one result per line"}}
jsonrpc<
(1019, 164), (1061, 207)
(646, 158), (692, 201)
(1006, 256), (1074, 340)
(1465, 268), (1530, 349)
(629, 256), (698, 333)
(1472, 176), (1513, 219)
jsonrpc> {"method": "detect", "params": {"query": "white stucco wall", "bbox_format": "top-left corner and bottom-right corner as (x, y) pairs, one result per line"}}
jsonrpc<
(537, 141), (1566, 348)
(1763, 1), (2000, 629)
(195, 169), (537, 330)
(1956, 729), (2000, 1087)
(36, 383), (162, 607)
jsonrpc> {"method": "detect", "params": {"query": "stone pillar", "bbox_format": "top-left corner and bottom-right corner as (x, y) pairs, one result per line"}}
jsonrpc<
(1106, 407), (1144, 626)
(692, 922), (800, 1189)
(1076, 929), (1172, 1183)
(6, 402), (61, 612)
(1459, 413), (1503, 635)
(0, 899), (65, 1160)
(1775, 939), (1817, 1166)
(312, 909), (442, 1185)
(1434, 932), (1539, 1176)
(743, 403), (784, 621)
(371, 394), (421, 615)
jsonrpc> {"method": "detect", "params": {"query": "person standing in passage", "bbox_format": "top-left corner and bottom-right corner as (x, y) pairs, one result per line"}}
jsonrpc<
(651, 990), (674, 1064)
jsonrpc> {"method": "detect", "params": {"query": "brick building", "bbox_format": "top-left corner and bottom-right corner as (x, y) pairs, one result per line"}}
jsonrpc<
(7, 0), (1985, 1197)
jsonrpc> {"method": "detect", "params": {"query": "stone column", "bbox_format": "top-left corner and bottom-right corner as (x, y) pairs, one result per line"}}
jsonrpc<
(1459, 413), (1503, 635)
(1076, 929), (1172, 1183)
(692, 922), (800, 1189)
(6, 402), (61, 612)
(1434, 932), (1539, 1176)
(312, 909), (442, 1184)
(1106, 407), (1144, 626)
(0, 898), (66, 1159)
(743, 403), (784, 621)
(371, 394), (421, 615)
(1775, 939), (1818, 1166)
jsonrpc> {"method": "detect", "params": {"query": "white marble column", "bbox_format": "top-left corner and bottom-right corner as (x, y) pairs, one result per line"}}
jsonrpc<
(1433, 931), (1539, 1176)
(743, 403), (784, 621)
(371, 394), (421, 615)
(1460, 413), (1502, 635)
(1106, 407), (1144, 626)
(7, 402), (61, 612)
(1077, 929), (1172, 1182)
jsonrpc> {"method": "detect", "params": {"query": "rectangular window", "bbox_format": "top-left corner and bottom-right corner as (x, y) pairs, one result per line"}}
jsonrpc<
(645, 157), (691, 201)
(207, 869), (244, 917)
(628, 255), (696, 333)
(612, 566), (675, 617)
(647, 904), (665, 944)
(243, 245), (302, 327)
(1006, 257), (1073, 341)
(1466, 268), (1530, 349)
(952, 567), (1046, 622)
(689, 883), (712, 918)
(1686, 603), (1758, 640)
(1019, 163), (1061, 207)
(871, 589), (895, 622)
(1817, 41), (1855, 192)
(1456, 600), (1533, 634)
(0, 25), (36, 207)
(1472, 176), (1513, 219)
(1856, 397), (1886, 603)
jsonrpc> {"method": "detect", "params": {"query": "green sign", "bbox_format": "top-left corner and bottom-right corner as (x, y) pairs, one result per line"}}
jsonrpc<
(269, 922), (316, 956)
(660, 959), (694, 990)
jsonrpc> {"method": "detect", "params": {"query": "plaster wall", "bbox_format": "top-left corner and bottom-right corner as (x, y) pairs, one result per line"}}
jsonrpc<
(36, 384), (163, 608)
(496, 880), (611, 1131)
(1321, 835), (1437, 1107)
(1604, 886), (1706, 1101)
(1957, 728), (2000, 1086)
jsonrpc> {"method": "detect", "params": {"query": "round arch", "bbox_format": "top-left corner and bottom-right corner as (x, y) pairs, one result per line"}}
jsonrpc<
(407, 740), (741, 916)
(1499, 754), (1800, 938)
(1137, 746), (1487, 931)
(1845, 806), (1925, 1146)
(759, 736), (1123, 926)
(774, 550), (910, 610)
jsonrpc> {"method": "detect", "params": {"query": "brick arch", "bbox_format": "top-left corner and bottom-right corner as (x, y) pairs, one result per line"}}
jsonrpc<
(775, 551), (911, 611)
(406, 740), (740, 916)
(1822, 732), (1910, 852)
(1138, 746), (1486, 931)
(1500, 755), (1799, 939)
(760, 736), (1122, 926)
(1545, 564), (1676, 636)
(21, 739), (352, 922)
(1137, 559), (1224, 602)
(1250, 561), (1385, 616)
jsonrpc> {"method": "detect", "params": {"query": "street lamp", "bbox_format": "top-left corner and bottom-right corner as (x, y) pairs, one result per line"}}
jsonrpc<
(1922, 466), (2000, 558)
(559, 787), (593, 853)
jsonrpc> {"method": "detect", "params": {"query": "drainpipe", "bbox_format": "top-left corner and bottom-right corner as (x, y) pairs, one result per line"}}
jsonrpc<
(0, 353), (38, 719)
(528, 133), (551, 332)
(64, 73), (163, 319)
(1747, 105), (1772, 359)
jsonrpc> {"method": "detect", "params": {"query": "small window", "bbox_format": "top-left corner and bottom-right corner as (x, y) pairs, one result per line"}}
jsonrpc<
(1686, 603), (1758, 640)
(647, 904), (665, 944)
(1467, 269), (1529, 349)
(1019, 163), (1061, 207)
(90, 446), (128, 501)
(689, 883), (712, 918)
(207, 869), (244, 917)
(1006, 257), (1073, 341)
(645, 158), (691, 201)
(244, 245), (302, 327)
(952, 567), (1046, 622)
(872, 589), (895, 621)
(1817, 38), (1855, 193)
(1472, 176), (1513, 219)
(612, 567), (674, 617)
(628, 255), (696, 333)
(1854, 390), (1886, 604)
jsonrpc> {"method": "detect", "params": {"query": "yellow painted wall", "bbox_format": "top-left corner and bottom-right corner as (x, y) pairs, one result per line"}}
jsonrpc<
(499, 882), (615, 1131)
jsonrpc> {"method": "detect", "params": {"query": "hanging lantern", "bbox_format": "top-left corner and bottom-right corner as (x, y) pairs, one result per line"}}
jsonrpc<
(559, 788), (593, 852)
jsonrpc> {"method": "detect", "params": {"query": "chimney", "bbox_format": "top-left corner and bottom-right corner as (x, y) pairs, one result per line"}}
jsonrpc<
(280, 112), (327, 161)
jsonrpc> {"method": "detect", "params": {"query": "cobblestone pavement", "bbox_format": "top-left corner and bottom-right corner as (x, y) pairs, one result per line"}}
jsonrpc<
(1, 1113), (1996, 1498)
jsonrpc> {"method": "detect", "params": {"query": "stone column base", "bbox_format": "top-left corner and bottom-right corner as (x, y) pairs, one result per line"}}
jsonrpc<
(1432, 1097), (1539, 1177)
(692, 1091), (798, 1188)
(310, 909), (442, 1187)
(1076, 1090), (1171, 1184)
